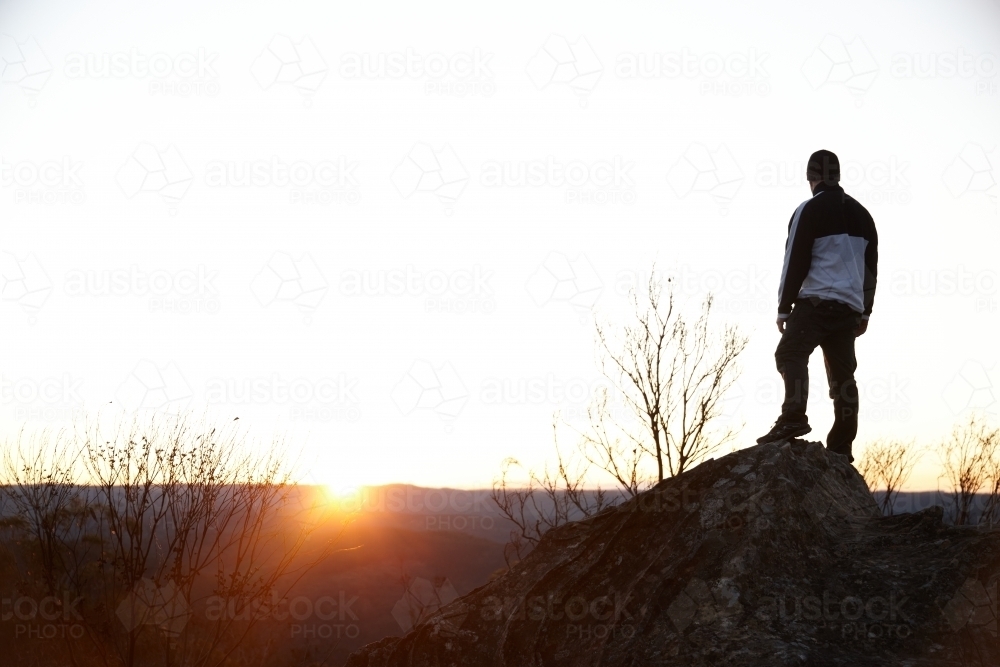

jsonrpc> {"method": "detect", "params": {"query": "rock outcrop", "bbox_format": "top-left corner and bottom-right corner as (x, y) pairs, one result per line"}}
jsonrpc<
(346, 440), (1000, 666)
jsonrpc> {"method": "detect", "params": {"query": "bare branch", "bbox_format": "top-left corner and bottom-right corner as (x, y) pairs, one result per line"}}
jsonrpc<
(857, 439), (923, 515)
(938, 414), (1000, 525)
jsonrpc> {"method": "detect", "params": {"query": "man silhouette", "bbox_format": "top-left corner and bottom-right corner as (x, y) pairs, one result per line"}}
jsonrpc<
(756, 150), (878, 462)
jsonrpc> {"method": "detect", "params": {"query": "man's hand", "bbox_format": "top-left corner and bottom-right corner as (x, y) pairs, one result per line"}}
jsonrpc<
(776, 317), (786, 334)
(854, 319), (868, 337)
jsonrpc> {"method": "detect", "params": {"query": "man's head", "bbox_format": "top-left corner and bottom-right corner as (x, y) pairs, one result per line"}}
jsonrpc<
(806, 149), (840, 192)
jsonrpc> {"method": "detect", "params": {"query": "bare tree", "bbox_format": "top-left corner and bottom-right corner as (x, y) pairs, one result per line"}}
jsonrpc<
(592, 272), (747, 483)
(0, 414), (341, 667)
(938, 414), (1000, 526)
(492, 270), (747, 563)
(0, 428), (82, 594)
(492, 423), (614, 566)
(0, 428), (93, 667)
(856, 439), (922, 515)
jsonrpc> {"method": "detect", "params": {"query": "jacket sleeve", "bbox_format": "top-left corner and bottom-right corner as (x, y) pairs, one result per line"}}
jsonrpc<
(777, 202), (814, 317)
(862, 214), (878, 319)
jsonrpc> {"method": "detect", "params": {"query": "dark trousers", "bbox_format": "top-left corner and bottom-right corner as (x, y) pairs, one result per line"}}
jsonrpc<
(774, 298), (861, 456)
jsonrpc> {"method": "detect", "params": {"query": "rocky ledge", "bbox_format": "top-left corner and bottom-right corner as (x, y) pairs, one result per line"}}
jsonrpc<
(346, 439), (1000, 666)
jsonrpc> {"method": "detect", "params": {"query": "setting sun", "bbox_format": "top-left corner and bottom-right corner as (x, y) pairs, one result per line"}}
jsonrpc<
(2, 0), (998, 665)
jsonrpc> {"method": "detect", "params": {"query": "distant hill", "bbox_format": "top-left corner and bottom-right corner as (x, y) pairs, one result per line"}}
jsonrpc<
(3, 478), (995, 666)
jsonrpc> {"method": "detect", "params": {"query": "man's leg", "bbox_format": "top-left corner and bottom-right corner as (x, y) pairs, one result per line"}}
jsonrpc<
(774, 301), (824, 425)
(820, 316), (860, 459)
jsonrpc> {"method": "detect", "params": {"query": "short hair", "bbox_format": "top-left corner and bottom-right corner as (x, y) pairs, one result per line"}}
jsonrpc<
(806, 149), (840, 182)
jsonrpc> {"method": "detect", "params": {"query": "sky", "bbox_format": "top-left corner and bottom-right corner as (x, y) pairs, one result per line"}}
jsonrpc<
(1, 0), (998, 491)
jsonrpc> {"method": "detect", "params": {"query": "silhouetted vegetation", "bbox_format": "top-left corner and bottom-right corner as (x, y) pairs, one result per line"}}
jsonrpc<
(0, 418), (509, 667)
(493, 271), (747, 565)
(937, 414), (1000, 526)
(0, 416), (338, 667)
(857, 438), (922, 514)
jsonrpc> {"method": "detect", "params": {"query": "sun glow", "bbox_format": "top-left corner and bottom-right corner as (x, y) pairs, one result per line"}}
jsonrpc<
(322, 481), (362, 502)
(297, 477), (367, 516)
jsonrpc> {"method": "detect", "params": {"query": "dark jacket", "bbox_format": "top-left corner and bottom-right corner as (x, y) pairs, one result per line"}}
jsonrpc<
(777, 182), (878, 320)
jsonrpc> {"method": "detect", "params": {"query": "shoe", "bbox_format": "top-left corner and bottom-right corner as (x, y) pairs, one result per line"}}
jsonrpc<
(756, 420), (812, 444)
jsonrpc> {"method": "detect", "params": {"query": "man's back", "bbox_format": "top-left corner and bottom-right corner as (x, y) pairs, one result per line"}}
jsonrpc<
(778, 182), (878, 320)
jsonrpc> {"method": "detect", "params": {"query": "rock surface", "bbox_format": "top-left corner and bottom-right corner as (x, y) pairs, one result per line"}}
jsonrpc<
(345, 440), (1000, 666)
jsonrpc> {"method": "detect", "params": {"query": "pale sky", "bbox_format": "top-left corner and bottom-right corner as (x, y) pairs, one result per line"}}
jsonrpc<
(1, 0), (998, 491)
